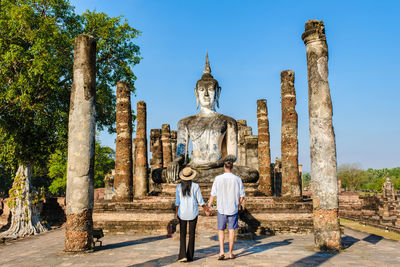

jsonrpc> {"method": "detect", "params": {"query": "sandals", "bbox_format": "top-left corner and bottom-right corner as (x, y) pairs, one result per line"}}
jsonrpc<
(217, 255), (225, 260)
(228, 254), (236, 259)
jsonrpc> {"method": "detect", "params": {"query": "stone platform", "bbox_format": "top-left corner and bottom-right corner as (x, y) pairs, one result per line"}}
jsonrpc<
(93, 188), (313, 235)
(2, 227), (400, 266)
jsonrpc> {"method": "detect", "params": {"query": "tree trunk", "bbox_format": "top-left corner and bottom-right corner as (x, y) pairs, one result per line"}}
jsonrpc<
(0, 165), (47, 239)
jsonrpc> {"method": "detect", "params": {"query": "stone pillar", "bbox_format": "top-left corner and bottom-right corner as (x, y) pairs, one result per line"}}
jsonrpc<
(113, 81), (133, 202)
(171, 130), (177, 160)
(104, 170), (115, 200)
(134, 101), (148, 198)
(280, 71), (301, 198)
(161, 124), (172, 167)
(302, 20), (341, 250)
(257, 99), (272, 195)
(244, 135), (258, 170)
(150, 129), (163, 170)
(65, 34), (96, 252)
(132, 141), (136, 179)
(237, 120), (246, 166)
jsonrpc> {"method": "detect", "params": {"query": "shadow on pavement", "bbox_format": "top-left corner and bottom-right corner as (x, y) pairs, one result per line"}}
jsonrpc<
(96, 235), (167, 251)
(236, 238), (293, 258)
(341, 235), (360, 249)
(128, 244), (219, 267)
(363, 234), (383, 244)
(129, 236), (291, 267)
(287, 232), (385, 266)
(286, 250), (339, 267)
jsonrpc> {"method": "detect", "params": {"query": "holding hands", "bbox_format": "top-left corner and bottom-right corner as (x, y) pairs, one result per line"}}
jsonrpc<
(203, 205), (212, 216)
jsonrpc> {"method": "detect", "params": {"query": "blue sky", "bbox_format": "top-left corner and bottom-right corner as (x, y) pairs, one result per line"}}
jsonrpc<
(71, 0), (400, 172)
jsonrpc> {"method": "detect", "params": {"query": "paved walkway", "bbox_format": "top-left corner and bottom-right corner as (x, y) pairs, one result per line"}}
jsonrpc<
(0, 227), (399, 266)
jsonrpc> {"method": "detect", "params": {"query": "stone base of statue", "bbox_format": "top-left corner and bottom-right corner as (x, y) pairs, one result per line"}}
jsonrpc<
(151, 165), (259, 184)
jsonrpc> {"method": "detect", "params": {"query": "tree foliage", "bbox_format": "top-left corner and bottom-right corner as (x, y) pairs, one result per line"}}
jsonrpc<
(48, 139), (115, 195)
(0, 0), (140, 194)
(337, 164), (400, 192)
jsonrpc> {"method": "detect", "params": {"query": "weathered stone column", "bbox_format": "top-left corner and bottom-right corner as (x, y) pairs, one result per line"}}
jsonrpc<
(280, 71), (301, 198)
(132, 140), (136, 179)
(104, 170), (115, 200)
(134, 101), (148, 198)
(161, 124), (172, 167)
(113, 81), (133, 202)
(171, 130), (177, 160)
(257, 99), (272, 195)
(150, 129), (163, 170)
(302, 19), (341, 250)
(65, 34), (96, 252)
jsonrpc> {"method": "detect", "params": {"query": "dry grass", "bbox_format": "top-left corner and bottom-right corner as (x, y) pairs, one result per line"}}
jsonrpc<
(340, 218), (400, 241)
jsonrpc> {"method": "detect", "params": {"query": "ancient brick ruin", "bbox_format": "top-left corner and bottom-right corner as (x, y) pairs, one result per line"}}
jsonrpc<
(257, 99), (272, 195)
(161, 124), (173, 167)
(236, 120), (258, 170)
(113, 81), (133, 202)
(133, 101), (148, 198)
(280, 70), (301, 198)
(149, 129), (163, 171)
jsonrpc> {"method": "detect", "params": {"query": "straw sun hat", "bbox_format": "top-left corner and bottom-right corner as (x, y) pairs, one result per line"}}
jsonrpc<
(179, 167), (197, 181)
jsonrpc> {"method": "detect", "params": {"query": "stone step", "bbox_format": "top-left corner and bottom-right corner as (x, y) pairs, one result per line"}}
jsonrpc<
(93, 212), (313, 235)
(94, 197), (312, 213)
(93, 196), (313, 235)
(157, 183), (262, 197)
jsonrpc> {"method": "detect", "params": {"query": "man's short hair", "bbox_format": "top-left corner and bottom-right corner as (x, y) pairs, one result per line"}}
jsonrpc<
(224, 160), (233, 170)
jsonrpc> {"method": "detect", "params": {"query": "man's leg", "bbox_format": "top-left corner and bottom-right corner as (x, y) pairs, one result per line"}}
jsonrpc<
(218, 229), (225, 256)
(217, 212), (227, 257)
(227, 213), (239, 258)
(228, 229), (235, 257)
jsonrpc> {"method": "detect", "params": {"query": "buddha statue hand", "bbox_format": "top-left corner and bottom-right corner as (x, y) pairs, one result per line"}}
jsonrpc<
(188, 154), (237, 170)
(166, 156), (184, 183)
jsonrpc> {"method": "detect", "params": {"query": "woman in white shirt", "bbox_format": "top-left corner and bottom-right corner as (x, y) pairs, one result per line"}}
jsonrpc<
(175, 167), (210, 262)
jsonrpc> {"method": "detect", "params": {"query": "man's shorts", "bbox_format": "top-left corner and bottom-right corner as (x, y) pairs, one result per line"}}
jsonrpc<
(217, 211), (239, 230)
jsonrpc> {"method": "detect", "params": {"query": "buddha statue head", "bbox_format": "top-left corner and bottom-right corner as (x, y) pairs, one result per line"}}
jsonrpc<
(195, 53), (221, 110)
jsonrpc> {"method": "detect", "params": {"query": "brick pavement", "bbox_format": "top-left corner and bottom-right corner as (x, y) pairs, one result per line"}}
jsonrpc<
(0, 227), (399, 266)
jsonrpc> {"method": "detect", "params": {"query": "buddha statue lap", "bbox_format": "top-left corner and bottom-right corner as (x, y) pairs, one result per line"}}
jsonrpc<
(153, 53), (258, 184)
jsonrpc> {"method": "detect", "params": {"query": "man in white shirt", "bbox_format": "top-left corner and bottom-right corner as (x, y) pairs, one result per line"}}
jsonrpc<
(208, 160), (245, 260)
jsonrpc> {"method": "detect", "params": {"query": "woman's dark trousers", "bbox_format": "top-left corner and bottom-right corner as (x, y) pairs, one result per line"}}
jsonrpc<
(178, 216), (198, 261)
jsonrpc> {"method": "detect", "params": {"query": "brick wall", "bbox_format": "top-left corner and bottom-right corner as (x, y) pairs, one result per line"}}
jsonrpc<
(339, 191), (400, 233)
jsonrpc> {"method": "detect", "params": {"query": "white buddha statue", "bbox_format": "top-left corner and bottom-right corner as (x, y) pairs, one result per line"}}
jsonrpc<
(165, 53), (258, 184)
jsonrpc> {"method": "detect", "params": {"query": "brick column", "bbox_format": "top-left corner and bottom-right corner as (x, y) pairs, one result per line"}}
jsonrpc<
(150, 129), (163, 170)
(65, 34), (96, 252)
(280, 70), (300, 198)
(161, 124), (172, 167)
(113, 81), (133, 202)
(170, 130), (177, 160)
(237, 120), (247, 166)
(134, 101), (148, 198)
(302, 19), (341, 250)
(257, 99), (272, 195)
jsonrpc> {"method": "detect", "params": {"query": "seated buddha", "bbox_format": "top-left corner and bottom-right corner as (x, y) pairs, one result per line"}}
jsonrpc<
(160, 53), (258, 183)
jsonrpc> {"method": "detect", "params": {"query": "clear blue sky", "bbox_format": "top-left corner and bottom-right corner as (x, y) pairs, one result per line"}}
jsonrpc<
(71, 0), (400, 172)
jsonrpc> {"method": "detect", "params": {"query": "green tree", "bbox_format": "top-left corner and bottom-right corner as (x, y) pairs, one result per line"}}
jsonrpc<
(0, 0), (140, 238)
(302, 172), (311, 189)
(94, 141), (115, 188)
(337, 164), (367, 191)
(48, 140), (114, 195)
